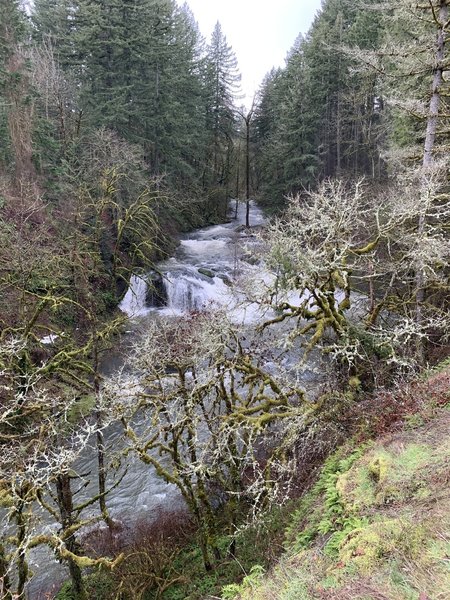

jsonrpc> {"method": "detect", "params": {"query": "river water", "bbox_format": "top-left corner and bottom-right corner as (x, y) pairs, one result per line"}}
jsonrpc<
(28, 201), (275, 598)
(119, 200), (267, 322)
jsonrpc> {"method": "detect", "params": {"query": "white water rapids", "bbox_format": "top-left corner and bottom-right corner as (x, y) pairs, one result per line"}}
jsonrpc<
(27, 201), (274, 598)
(118, 200), (268, 323)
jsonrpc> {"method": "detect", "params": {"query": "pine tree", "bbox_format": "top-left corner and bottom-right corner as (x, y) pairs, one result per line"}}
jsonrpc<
(203, 21), (241, 188)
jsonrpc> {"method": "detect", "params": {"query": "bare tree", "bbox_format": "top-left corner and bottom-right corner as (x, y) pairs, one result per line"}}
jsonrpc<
(258, 175), (450, 385)
(109, 311), (303, 571)
(237, 99), (256, 227)
(0, 336), (123, 599)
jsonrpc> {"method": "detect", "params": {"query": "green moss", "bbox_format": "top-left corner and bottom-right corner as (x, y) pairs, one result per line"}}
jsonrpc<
(336, 439), (448, 511)
(368, 453), (390, 483)
(337, 518), (428, 575)
(55, 582), (77, 600)
(0, 487), (13, 508)
(221, 566), (265, 599)
(337, 465), (376, 512)
(280, 577), (311, 599)
(391, 444), (433, 475)
(67, 394), (96, 423)
(215, 407), (450, 600)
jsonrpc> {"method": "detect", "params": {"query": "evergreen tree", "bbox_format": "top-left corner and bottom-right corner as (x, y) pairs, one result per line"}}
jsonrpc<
(32, 0), (79, 71)
(203, 21), (241, 188)
(0, 0), (35, 181)
(253, 0), (385, 209)
(32, 0), (212, 189)
(253, 67), (291, 209)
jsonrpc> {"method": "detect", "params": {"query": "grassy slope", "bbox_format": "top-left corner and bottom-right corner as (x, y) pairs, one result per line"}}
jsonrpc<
(226, 369), (450, 600)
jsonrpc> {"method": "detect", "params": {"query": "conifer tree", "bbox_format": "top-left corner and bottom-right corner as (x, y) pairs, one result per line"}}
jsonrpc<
(253, 0), (385, 209)
(203, 21), (241, 188)
(0, 0), (34, 181)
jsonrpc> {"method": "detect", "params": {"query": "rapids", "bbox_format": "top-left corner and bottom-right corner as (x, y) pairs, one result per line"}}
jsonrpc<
(28, 200), (269, 597)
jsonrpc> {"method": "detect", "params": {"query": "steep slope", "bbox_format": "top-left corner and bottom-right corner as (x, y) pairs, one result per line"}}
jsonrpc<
(225, 369), (450, 600)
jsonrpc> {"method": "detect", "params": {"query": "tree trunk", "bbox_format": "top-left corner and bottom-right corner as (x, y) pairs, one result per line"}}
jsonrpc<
(56, 475), (87, 600)
(93, 339), (114, 528)
(416, 0), (448, 363)
(335, 13), (343, 177)
(245, 113), (251, 228)
(16, 490), (30, 598)
(0, 542), (12, 600)
(422, 1), (447, 169)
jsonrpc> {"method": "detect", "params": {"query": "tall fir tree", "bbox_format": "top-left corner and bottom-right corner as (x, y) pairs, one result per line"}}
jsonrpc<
(253, 0), (385, 210)
(203, 21), (241, 189)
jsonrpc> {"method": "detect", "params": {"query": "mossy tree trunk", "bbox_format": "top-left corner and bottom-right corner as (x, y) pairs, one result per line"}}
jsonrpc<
(56, 474), (87, 600)
(416, 0), (448, 364)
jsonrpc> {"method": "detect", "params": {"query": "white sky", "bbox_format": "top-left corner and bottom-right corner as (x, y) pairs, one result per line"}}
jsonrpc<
(181, 0), (322, 105)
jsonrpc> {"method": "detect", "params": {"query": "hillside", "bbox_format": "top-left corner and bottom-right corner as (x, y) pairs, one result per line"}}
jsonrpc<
(224, 368), (450, 600)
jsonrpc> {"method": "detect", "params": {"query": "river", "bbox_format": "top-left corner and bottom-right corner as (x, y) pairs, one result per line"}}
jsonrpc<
(28, 200), (274, 598)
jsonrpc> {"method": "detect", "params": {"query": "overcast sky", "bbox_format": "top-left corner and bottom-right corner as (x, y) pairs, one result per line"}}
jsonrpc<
(181, 0), (322, 105)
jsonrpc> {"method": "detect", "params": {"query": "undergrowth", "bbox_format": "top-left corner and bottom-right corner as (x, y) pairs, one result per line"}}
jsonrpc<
(220, 390), (450, 599)
(285, 444), (369, 556)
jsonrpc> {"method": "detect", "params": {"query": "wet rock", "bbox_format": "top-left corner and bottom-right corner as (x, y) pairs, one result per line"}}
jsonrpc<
(216, 273), (232, 286)
(198, 268), (215, 278)
(145, 272), (167, 307)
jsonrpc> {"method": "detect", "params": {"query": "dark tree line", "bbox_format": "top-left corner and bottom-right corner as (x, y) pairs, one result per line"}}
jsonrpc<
(252, 0), (450, 211)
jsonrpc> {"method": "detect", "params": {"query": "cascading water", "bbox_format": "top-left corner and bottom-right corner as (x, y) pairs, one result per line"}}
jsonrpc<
(27, 201), (268, 598)
(119, 201), (267, 320)
(118, 274), (150, 317)
(159, 267), (228, 313)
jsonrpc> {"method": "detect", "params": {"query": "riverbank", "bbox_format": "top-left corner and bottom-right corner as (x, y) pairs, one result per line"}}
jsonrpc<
(221, 365), (450, 600)
(51, 365), (450, 599)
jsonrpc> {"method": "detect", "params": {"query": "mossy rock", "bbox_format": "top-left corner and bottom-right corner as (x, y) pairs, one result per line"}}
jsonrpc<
(198, 267), (215, 278)
(216, 273), (233, 286)
(368, 452), (390, 483)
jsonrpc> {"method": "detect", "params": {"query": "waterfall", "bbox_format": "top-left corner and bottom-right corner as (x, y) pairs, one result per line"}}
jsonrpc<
(118, 201), (266, 319)
(162, 270), (229, 313)
(118, 275), (149, 317)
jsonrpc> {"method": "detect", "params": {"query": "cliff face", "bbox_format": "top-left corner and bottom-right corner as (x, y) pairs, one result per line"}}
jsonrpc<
(225, 368), (450, 600)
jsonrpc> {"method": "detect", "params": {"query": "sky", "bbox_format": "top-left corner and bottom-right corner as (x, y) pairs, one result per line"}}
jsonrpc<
(181, 0), (322, 105)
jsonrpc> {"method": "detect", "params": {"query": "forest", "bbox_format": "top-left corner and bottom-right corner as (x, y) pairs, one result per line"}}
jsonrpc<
(0, 0), (449, 599)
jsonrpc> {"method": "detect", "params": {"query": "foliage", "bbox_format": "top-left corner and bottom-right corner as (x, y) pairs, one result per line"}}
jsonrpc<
(228, 392), (450, 599)
(0, 0), (449, 597)
(253, 0), (385, 210)
(221, 565), (265, 599)
(285, 444), (367, 554)
(0, 333), (124, 598)
(258, 172), (450, 385)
